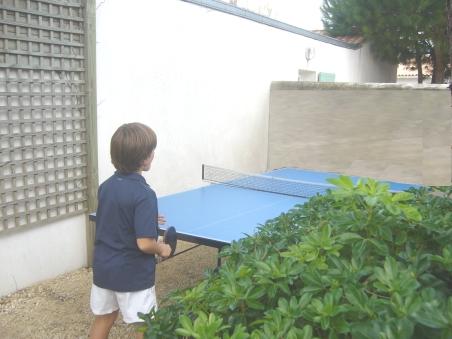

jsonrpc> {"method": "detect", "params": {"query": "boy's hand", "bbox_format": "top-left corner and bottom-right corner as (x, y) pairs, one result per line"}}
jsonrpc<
(158, 214), (166, 225)
(158, 242), (172, 258)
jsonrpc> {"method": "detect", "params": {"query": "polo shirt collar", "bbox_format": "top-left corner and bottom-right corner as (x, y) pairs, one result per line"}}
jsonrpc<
(114, 171), (146, 183)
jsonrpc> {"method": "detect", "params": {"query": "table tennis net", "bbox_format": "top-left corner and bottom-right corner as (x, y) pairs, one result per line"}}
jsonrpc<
(202, 165), (335, 198)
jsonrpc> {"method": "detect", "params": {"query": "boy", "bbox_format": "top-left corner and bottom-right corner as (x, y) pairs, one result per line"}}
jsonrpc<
(89, 123), (171, 339)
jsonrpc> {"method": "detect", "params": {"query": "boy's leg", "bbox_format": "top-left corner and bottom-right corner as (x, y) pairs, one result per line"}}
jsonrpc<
(89, 310), (119, 339)
(117, 286), (157, 337)
(90, 284), (120, 339)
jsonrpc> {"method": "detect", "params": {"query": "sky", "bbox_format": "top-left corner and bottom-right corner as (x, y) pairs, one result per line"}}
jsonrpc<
(234, 0), (325, 30)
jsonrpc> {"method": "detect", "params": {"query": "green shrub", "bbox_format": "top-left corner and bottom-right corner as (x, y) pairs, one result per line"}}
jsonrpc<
(139, 177), (452, 339)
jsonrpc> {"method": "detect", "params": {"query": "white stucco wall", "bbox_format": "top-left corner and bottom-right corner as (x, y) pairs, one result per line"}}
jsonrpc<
(0, 215), (87, 296)
(356, 44), (397, 83)
(95, 0), (392, 196)
(0, 0), (396, 297)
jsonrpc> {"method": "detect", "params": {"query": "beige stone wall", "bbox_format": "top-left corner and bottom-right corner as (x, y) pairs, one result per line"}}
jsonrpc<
(268, 82), (451, 186)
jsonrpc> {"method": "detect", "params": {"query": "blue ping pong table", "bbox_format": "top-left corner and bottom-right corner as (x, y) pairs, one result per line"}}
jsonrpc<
(156, 167), (418, 250)
(89, 167), (418, 260)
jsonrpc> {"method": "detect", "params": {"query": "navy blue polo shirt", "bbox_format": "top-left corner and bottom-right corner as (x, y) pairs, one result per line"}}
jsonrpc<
(93, 171), (158, 292)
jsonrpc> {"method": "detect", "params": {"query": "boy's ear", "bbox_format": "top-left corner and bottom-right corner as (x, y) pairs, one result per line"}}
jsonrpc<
(140, 157), (149, 168)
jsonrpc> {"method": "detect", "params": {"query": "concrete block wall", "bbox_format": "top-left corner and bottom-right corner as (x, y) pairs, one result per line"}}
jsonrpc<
(268, 82), (451, 186)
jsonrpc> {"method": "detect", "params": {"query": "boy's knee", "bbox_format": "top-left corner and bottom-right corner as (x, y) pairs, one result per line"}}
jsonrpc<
(89, 310), (119, 339)
(97, 309), (119, 324)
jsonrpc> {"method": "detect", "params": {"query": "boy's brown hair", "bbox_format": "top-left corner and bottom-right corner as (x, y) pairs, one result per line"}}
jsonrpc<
(110, 122), (157, 173)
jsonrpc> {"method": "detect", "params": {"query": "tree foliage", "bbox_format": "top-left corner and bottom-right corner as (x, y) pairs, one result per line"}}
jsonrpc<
(321, 0), (448, 83)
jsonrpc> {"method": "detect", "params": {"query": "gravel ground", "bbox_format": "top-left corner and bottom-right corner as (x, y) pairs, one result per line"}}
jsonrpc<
(0, 242), (218, 339)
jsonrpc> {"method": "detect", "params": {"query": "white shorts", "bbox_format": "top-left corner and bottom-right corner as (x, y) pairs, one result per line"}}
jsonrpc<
(90, 284), (157, 324)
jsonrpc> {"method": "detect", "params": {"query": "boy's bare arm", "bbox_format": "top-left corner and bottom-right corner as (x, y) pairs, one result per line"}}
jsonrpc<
(136, 238), (172, 257)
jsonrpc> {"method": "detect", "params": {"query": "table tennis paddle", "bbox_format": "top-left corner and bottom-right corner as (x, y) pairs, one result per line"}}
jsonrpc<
(163, 226), (177, 256)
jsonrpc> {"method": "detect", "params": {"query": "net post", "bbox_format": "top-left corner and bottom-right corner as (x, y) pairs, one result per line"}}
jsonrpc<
(202, 164), (205, 180)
